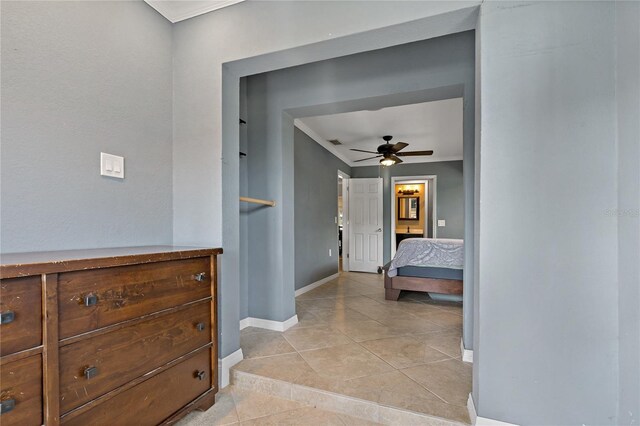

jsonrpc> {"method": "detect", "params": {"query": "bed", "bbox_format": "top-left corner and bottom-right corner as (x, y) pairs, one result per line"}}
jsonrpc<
(384, 238), (463, 301)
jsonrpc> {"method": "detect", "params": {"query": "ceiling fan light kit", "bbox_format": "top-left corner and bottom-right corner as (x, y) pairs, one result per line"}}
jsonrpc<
(380, 157), (396, 166)
(351, 135), (433, 166)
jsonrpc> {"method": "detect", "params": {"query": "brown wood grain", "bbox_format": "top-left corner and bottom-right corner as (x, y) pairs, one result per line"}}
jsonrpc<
(0, 246), (222, 279)
(162, 389), (215, 425)
(60, 343), (211, 422)
(386, 273), (463, 298)
(1, 248), (220, 425)
(42, 274), (60, 426)
(58, 257), (211, 339)
(0, 276), (42, 356)
(59, 301), (211, 413)
(62, 348), (211, 426)
(0, 354), (43, 426)
(58, 297), (211, 347)
(385, 288), (402, 301)
(0, 346), (43, 367)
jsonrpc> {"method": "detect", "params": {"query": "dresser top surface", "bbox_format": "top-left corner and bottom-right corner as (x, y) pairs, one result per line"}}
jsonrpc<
(0, 245), (222, 278)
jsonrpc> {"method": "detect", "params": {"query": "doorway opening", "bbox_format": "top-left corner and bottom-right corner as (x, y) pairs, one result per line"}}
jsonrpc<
(226, 26), (476, 425)
(391, 175), (437, 259)
(337, 170), (350, 272)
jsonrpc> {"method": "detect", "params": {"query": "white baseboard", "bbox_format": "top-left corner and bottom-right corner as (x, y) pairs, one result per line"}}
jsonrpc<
(295, 272), (340, 297)
(239, 317), (251, 330)
(218, 348), (244, 389)
(461, 338), (474, 363)
(239, 314), (299, 332)
(468, 394), (519, 426)
(467, 394), (477, 424)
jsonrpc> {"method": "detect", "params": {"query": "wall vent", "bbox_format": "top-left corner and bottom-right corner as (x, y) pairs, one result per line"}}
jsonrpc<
(328, 139), (342, 145)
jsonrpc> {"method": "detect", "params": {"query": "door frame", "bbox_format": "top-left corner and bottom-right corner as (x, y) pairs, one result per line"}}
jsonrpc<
(390, 175), (437, 259)
(338, 170), (350, 272)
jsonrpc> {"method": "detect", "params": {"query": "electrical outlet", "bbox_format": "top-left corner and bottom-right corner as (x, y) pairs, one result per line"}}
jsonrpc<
(438, 220), (446, 227)
(329, 249), (332, 257)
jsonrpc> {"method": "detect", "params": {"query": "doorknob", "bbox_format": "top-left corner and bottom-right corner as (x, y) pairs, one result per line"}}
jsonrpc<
(376, 228), (382, 232)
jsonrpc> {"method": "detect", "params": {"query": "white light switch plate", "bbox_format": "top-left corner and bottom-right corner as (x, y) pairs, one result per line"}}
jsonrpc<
(438, 220), (446, 227)
(101, 152), (124, 179)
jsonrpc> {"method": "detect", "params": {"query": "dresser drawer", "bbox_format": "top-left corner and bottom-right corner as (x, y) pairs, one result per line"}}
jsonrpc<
(0, 276), (42, 356)
(59, 301), (212, 413)
(0, 354), (43, 426)
(63, 348), (211, 426)
(58, 257), (211, 338)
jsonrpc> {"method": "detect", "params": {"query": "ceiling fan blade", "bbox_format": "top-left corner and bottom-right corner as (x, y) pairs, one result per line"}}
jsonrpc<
(396, 150), (434, 157)
(391, 142), (409, 152)
(354, 155), (382, 162)
(350, 148), (379, 154)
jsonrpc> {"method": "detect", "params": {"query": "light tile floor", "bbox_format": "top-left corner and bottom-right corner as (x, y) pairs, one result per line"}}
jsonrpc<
(182, 272), (470, 425)
(178, 385), (375, 425)
(238, 272), (469, 424)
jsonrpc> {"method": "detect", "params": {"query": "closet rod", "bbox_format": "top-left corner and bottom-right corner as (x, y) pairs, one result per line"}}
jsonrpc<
(240, 196), (276, 207)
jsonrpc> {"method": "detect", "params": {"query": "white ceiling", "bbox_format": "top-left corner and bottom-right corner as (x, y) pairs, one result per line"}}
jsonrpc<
(144, 0), (244, 23)
(296, 98), (463, 167)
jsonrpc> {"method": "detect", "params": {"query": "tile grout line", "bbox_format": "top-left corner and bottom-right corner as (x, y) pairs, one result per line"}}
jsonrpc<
(239, 272), (467, 425)
(233, 370), (466, 426)
(397, 366), (452, 405)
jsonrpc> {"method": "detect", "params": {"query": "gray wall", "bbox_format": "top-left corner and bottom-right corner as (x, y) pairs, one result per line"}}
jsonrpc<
(239, 78), (249, 320)
(5, 2), (636, 423)
(294, 128), (351, 290)
(178, 2), (478, 358)
(616, 1), (640, 424)
(351, 161), (463, 263)
(476, 2), (619, 424)
(1, 1), (173, 253)
(241, 32), (475, 340)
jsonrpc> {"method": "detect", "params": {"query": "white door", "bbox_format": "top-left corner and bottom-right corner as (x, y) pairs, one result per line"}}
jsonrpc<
(348, 178), (383, 273)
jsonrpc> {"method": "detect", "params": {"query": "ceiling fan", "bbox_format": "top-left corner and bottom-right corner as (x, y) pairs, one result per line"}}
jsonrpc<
(351, 135), (433, 166)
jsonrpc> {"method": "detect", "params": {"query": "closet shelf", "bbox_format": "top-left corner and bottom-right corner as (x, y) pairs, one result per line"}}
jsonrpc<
(240, 196), (276, 207)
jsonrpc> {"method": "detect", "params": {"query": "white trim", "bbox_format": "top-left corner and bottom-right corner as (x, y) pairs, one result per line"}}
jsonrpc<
(341, 174), (350, 272)
(238, 314), (299, 332)
(468, 394), (519, 426)
(295, 120), (355, 166)
(239, 317), (252, 330)
(218, 348), (244, 389)
(461, 338), (474, 363)
(390, 175), (438, 259)
(144, 0), (245, 23)
(467, 394), (477, 425)
(295, 273), (340, 297)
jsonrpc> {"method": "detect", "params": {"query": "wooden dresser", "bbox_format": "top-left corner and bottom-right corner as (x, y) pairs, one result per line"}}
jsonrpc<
(0, 246), (221, 426)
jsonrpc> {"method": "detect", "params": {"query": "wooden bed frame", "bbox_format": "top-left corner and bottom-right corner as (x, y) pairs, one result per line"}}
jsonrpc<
(384, 267), (463, 301)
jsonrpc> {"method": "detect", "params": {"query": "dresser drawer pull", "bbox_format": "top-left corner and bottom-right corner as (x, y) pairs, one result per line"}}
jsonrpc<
(0, 399), (15, 414)
(195, 322), (206, 332)
(194, 272), (206, 282)
(84, 294), (98, 307)
(0, 311), (15, 324)
(195, 370), (206, 381)
(84, 366), (99, 379)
